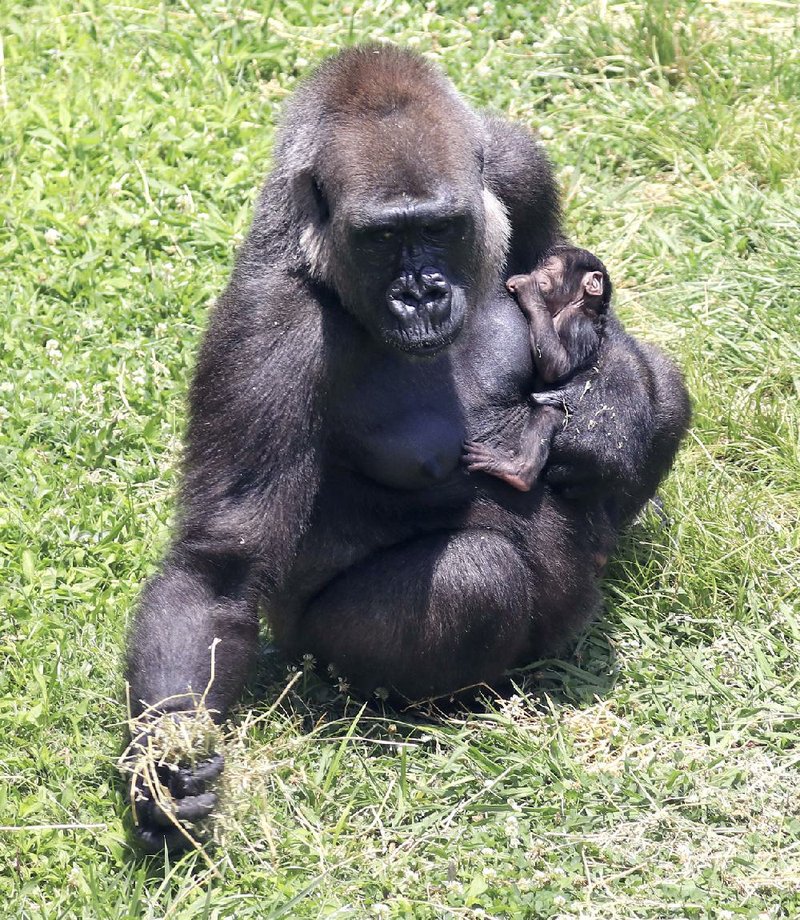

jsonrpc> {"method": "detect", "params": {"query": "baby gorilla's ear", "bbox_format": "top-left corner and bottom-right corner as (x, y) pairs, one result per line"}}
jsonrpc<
(583, 271), (604, 297)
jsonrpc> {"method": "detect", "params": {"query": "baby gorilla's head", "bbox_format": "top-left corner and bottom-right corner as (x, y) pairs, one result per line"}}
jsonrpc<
(532, 246), (611, 316)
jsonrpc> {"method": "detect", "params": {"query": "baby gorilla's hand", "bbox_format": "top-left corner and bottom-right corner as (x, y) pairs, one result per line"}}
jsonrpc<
(505, 273), (536, 297)
(506, 273), (546, 318)
(121, 715), (224, 854)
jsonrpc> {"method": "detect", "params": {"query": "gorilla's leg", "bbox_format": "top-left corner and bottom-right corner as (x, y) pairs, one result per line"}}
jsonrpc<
(298, 531), (533, 700)
(297, 524), (599, 701)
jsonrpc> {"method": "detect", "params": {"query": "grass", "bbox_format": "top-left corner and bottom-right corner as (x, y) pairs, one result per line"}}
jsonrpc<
(1, 0), (799, 916)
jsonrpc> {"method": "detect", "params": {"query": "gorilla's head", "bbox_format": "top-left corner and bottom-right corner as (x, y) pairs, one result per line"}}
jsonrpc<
(275, 45), (511, 356)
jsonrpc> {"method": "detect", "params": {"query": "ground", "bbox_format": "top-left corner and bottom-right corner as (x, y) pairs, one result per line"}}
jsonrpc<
(1, 1), (799, 917)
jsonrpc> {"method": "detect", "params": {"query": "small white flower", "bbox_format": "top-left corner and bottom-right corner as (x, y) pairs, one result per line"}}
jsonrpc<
(109, 180), (123, 197)
(509, 29), (525, 43)
(176, 192), (195, 213)
(44, 228), (60, 245)
(295, 57), (309, 70)
(0, 381), (13, 393)
(0, 406), (10, 421)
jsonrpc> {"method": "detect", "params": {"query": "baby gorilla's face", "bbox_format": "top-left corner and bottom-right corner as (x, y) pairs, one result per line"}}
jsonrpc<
(533, 254), (604, 315)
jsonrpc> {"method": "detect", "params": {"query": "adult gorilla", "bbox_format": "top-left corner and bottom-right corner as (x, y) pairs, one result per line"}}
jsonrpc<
(126, 45), (689, 850)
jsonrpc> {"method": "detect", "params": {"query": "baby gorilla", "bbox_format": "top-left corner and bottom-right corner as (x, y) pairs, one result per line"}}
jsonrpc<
(464, 246), (610, 491)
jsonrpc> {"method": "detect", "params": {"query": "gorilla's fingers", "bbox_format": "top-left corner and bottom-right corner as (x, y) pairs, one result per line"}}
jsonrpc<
(136, 824), (190, 854)
(506, 274), (532, 294)
(171, 753), (224, 797)
(530, 390), (566, 408)
(148, 792), (218, 828)
(174, 792), (218, 822)
(140, 792), (217, 830)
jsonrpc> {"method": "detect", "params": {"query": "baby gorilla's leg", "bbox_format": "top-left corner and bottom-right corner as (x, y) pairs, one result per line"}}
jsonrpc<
(463, 406), (563, 492)
(462, 440), (534, 492)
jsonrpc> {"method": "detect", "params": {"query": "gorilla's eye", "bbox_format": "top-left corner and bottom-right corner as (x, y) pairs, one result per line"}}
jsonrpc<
(379, 229), (396, 241)
(425, 221), (450, 235)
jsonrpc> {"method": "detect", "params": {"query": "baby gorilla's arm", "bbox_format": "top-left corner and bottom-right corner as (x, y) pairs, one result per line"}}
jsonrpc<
(506, 275), (576, 383)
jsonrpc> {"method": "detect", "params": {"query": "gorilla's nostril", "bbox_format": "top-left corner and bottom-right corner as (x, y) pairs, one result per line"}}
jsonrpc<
(387, 295), (419, 320)
(420, 269), (448, 293)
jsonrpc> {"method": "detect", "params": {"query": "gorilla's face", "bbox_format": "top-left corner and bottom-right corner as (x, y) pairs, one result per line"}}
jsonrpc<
(298, 121), (509, 357)
(334, 191), (481, 355)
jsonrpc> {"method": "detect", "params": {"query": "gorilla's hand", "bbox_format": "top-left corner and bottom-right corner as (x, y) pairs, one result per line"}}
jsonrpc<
(121, 716), (224, 854)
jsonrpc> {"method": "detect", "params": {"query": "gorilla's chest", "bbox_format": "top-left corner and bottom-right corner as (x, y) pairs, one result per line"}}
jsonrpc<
(329, 294), (533, 491)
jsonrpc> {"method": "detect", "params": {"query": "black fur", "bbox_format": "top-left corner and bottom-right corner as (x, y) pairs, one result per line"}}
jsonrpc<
(125, 45), (689, 852)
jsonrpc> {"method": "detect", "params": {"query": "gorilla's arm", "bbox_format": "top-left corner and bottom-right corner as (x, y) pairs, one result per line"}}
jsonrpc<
(480, 115), (563, 275)
(545, 323), (690, 522)
(124, 268), (324, 850)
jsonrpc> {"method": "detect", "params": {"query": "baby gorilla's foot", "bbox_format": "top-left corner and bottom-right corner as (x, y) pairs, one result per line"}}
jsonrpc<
(462, 440), (536, 492)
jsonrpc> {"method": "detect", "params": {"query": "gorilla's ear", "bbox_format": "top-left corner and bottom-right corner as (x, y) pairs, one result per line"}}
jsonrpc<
(294, 169), (335, 282)
(293, 169), (330, 225)
(310, 175), (330, 223)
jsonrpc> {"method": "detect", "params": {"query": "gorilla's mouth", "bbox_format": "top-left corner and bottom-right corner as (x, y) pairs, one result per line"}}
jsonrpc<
(386, 320), (463, 356)
(385, 270), (465, 356)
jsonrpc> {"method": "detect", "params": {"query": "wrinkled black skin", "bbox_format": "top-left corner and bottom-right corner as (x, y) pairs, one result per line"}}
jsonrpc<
(125, 46), (689, 853)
